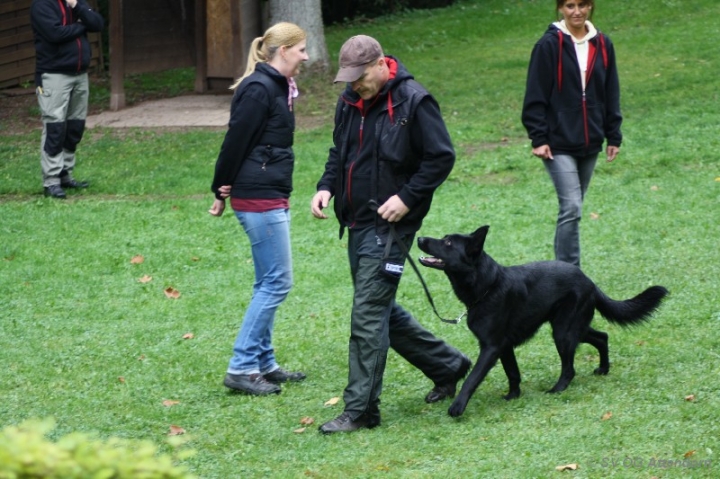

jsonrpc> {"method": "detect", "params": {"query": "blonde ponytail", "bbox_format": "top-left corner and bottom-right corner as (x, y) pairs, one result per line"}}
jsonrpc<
(229, 22), (306, 90)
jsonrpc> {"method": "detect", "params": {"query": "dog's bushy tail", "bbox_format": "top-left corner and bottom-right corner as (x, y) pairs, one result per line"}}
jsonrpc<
(595, 285), (669, 326)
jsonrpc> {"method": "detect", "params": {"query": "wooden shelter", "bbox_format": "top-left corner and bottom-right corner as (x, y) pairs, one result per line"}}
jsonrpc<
(1, 0), (264, 110)
(0, 0), (102, 90)
(110, 0), (265, 110)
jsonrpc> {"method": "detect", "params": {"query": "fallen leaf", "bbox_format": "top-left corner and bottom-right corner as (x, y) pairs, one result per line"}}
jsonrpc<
(601, 411), (613, 421)
(293, 427), (306, 434)
(191, 257), (200, 262)
(555, 463), (578, 471)
(684, 450), (696, 458)
(182, 333), (194, 340)
(168, 425), (186, 436)
(635, 340), (646, 346)
(138, 275), (153, 283)
(118, 376), (125, 383)
(650, 185), (659, 191)
(324, 397), (340, 407)
(164, 287), (181, 299)
(137, 354), (146, 361)
(590, 212), (600, 220)
(300, 416), (314, 426)
(162, 400), (180, 407)
(130, 255), (145, 264)
(685, 394), (696, 402)
(715, 177), (720, 182)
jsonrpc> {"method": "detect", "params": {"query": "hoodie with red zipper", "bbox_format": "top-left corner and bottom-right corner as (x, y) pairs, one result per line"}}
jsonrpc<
(522, 21), (622, 156)
(316, 56), (455, 238)
(30, 0), (104, 88)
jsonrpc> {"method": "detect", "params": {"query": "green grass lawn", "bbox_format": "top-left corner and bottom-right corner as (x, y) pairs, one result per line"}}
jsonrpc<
(1, 0), (719, 477)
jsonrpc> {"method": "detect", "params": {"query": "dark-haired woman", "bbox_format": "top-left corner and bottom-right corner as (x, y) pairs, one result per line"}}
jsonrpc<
(522, 0), (622, 267)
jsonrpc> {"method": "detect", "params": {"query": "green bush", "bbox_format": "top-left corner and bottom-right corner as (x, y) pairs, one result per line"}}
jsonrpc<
(0, 419), (196, 479)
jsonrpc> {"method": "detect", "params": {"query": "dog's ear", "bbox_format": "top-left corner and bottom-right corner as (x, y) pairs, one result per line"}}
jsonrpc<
(466, 225), (490, 257)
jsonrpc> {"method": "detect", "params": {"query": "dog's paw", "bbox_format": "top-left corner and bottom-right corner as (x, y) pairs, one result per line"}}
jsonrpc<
(447, 399), (466, 417)
(503, 389), (520, 401)
(593, 367), (609, 375)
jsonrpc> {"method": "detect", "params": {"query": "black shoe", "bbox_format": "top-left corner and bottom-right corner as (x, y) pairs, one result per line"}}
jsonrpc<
(43, 184), (66, 199)
(263, 367), (306, 384)
(319, 411), (380, 434)
(61, 178), (89, 189)
(425, 355), (472, 403)
(223, 373), (281, 395)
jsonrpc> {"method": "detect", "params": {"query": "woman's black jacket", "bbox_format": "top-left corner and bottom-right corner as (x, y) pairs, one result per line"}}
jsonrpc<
(211, 62), (295, 201)
(522, 25), (622, 156)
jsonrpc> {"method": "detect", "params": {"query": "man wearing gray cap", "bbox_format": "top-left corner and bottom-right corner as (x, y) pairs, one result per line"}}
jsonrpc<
(311, 35), (470, 434)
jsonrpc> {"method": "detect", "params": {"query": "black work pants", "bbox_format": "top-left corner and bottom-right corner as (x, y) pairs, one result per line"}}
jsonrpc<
(343, 225), (466, 420)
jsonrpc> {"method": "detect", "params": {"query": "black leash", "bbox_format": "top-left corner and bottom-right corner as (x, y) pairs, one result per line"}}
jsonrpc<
(368, 200), (461, 324)
(387, 224), (463, 324)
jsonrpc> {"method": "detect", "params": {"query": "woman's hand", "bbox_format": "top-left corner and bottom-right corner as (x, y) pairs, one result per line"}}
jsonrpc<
(208, 198), (226, 217)
(218, 185), (231, 198)
(532, 144), (554, 160)
(606, 145), (619, 162)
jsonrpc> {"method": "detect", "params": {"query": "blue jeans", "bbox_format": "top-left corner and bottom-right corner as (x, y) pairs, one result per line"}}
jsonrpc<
(543, 153), (598, 267)
(227, 209), (293, 375)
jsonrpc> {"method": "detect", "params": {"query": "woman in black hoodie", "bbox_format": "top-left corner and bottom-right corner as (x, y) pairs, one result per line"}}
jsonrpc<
(522, 0), (622, 267)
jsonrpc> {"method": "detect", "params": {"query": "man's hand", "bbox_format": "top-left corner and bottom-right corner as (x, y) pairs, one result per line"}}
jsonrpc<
(311, 190), (332, 219)
(606, 145), (619, 162)
(532, 144), (553, 160)
(377, 195), (409, 223)
(66, 0), (78, 8)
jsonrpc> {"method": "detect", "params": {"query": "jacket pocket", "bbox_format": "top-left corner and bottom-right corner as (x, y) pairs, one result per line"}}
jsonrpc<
(378, 116), (410, 164)
(584, 102), (606, 146)
(552, 107), (585, 149)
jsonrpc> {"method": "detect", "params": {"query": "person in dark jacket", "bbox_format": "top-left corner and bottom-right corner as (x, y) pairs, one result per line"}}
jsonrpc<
(522, 0), (622, 267)
(209, 22), (308, 396)
(30, 0), (104, 199)
(311, 35), (471, 434)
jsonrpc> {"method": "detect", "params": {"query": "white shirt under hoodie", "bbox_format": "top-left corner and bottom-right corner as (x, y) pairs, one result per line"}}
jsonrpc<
(553, 19), (598, 91)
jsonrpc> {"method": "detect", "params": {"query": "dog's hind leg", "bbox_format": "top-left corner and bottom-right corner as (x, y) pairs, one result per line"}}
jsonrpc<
(448, 346), (500, 417)
(582, 327), (609, 375)
(500, 348), (521, 400)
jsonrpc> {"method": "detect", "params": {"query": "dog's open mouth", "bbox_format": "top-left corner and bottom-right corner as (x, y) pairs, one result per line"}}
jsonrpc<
(419, 256), (445, 270)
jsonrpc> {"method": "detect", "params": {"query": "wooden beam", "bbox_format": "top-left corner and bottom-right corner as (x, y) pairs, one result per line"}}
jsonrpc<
(194, 0), (207, 92)
(109, 0), (125, 111)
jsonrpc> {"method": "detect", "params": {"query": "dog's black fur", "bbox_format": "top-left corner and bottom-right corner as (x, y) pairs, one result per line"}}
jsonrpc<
(417, 225), (668, 417)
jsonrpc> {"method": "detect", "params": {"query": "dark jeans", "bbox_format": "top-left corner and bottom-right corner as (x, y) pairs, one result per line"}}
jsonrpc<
(343, 225), (467, 420)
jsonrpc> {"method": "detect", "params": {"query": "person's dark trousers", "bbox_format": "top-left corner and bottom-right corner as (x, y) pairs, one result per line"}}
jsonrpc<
(343, 225), (467, 421)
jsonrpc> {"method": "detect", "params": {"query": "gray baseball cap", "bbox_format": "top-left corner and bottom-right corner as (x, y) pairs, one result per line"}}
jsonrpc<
(334, 35), (383, 83)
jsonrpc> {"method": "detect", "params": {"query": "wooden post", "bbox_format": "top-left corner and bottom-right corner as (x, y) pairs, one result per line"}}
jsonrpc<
(109, 0), (125, 111)
(194, 0), (208, 92)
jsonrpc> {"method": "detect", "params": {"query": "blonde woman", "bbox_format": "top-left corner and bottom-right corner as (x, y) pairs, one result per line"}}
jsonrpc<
(209, 22), (309, 396)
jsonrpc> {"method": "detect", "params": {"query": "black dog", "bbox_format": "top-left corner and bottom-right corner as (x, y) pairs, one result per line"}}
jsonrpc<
(417, 225), (668, 417)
